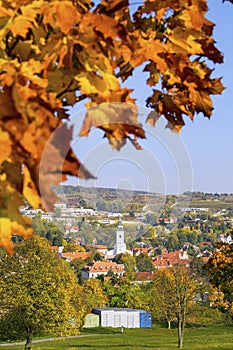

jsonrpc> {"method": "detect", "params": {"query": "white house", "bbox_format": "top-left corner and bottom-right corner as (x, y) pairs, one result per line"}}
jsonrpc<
(217, 234), (233, 244)
(81, 261), (125, 280)
(54, 202), (67, 209)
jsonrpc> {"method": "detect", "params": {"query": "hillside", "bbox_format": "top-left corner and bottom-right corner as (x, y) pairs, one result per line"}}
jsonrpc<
(53, 186), (233, 213)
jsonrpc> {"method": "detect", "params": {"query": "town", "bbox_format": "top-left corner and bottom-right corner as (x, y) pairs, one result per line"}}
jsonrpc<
(20, 187), (233, 282)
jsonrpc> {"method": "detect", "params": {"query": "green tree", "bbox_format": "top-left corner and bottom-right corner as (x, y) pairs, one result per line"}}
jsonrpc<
(136, 253), (154, 272)
(113, 253), (136, 277)
(166, 233), (180, 252)
(189, 256), (208, 280)
(92, 252), (104, 262)
(70, 258), (86, 283)
(0, 236), (85, 350)
(82, 279), (107, 312)
(126, 283), (152, 311)
(129, 209), (135, 218)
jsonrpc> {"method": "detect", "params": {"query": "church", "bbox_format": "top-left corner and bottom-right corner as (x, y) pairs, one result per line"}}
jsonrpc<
(107, 216), (132, 258)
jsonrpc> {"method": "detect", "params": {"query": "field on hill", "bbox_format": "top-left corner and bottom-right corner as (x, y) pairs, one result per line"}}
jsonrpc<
(1, 324), (232, 350)
(190, 200), (233, 210)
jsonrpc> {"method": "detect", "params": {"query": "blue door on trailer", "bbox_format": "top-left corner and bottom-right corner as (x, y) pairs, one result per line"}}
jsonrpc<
(139, 311), (152, 328)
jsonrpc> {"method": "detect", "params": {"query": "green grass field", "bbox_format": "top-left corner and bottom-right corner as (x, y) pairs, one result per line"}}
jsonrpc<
(1, 324), (232, 350)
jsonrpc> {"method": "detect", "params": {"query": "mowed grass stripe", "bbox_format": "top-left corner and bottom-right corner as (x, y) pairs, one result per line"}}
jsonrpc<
(1, 325), (232, 350)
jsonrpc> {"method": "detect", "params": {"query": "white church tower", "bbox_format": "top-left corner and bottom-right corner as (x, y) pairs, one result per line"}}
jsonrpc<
(113, 216), (127, 256)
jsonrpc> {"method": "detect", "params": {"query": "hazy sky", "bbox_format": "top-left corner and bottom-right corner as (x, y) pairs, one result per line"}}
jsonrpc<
(64, 1), (233, 196)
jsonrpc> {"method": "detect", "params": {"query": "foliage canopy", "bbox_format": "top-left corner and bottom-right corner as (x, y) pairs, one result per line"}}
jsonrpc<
(0, 236), (85, 349)
(206, 242), (233, 310)
(0, 0), (226, 252)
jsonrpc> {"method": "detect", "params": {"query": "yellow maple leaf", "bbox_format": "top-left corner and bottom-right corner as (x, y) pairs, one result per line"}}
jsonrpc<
(92, 13), (125, 40)
(23, 165), (41, 209)
(189, 88), (213, 117)
(133, 39), (167, 72)
(167, 28), (203, 55)
(56, 1), (81, 34)
(0, 5), (13, 18)
(75, 71), (119, 97)
(9, 16), (33, 37)
(0, 218), (33, 254)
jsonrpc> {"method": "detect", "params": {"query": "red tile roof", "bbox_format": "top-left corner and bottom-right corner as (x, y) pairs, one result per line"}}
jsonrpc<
(152, 250), (191, 268)
(200, 241), (212, 245)
(153, 259), (170, 268)
(86, 244), (108, 250)
(134, 272), (155, 281)
(62, 252), (90, 260)
(83, 261), (124, 273)
(94, 245), (108, 250)
(50, 246), (59, 252)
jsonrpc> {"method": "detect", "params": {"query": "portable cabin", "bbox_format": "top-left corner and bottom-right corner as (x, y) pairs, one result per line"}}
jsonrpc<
(92, 308), (115, 327)
(92, 308), (140, 328)
(83, 313), (100, 328)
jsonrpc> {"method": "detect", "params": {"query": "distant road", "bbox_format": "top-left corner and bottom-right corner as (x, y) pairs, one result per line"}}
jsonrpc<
(0, 334), (100, 347)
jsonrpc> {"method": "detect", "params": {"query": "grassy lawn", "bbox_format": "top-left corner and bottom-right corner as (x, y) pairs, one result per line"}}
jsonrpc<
(1, 324), (232, 350)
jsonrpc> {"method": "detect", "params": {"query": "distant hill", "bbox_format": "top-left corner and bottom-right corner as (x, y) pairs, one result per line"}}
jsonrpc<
(53, 185), (166, 212)
(52, 186), (233, 212)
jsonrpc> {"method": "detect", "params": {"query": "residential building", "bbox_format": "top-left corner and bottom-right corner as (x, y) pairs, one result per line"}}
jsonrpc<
(132, 248), (154, 257)
(81, 261), (125, 279)
(134, 272), (155, 283)
(217, 233), (233, 244)
(153, 250), (191, 269)
(62, 251), (90, 262)
(86, 244), (108, 255)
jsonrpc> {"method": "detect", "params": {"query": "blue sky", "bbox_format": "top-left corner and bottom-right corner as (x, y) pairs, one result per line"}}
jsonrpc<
(66, 1), (233, 195)
(180, 1), (233, 194)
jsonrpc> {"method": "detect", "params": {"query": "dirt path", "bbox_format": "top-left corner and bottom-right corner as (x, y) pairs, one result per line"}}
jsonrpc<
(0, 334), (100, 347)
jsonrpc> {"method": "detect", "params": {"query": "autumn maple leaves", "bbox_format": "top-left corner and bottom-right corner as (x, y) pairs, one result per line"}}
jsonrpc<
(0, 0), (225, 252)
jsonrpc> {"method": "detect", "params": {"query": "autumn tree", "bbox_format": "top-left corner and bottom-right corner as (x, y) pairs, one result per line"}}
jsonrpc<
(82, 278), (107, 312)
(152, 267), (198, 348)
(0, 236), (85, 350)
(206, 242), (233, 312)
(0, 0), (226, 252)
(172, 267), (198, 349)
(152, 269), (176, 329)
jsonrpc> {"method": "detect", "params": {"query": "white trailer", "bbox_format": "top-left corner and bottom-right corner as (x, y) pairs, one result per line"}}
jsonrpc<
(92, 308), (140, 328)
